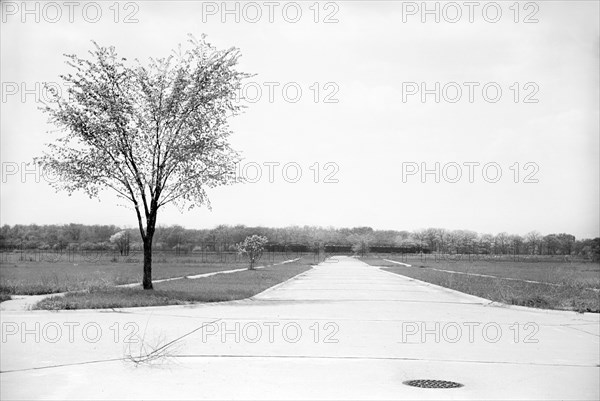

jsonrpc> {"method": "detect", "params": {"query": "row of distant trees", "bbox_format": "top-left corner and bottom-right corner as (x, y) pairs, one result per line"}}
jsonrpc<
(0, 224), (598, 260)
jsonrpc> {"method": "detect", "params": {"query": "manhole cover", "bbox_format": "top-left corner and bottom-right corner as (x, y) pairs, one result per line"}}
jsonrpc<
(403, 379), (463, 389)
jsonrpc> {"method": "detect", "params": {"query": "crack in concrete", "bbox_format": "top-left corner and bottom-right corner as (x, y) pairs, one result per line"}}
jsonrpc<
(5, 354), (596, 374)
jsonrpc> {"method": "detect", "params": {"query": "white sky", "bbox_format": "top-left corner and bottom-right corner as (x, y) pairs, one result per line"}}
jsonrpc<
(1, 1), (599, 238)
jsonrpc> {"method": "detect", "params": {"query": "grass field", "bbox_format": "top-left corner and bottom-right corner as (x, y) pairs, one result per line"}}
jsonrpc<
(0, 252), (304, 296)
(34, 257), (313, 310)
(361, 255), (600, 313)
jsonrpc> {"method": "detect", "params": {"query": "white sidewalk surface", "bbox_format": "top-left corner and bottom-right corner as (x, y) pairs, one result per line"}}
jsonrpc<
(1, 256), (598, 400)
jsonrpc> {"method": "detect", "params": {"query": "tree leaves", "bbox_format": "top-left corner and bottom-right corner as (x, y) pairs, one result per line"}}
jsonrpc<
(236, 235), (269, 269)
(39, 36), (250, 237)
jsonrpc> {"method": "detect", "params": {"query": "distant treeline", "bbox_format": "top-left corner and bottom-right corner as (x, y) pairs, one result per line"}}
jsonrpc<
(0, 224), (598, 259)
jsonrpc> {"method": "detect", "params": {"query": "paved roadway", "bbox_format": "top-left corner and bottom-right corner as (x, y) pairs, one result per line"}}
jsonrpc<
(1, 256), (598, 400)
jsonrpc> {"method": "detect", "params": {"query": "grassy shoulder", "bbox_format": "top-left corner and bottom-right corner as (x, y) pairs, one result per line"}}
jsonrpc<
(0, 253), (298, 296)
(361, 256), (599, 313)
(34, 257), (313, 310)
(365, 256), (600, 288)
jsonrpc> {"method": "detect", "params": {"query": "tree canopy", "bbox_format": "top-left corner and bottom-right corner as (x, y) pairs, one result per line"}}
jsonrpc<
(38, 35), (249, 288)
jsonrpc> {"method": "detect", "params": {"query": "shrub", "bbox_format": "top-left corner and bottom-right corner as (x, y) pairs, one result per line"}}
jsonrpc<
(236, 235), (268, 270)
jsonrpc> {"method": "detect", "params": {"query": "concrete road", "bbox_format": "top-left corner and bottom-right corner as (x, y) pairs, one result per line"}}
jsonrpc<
(1, 256), (598, 400)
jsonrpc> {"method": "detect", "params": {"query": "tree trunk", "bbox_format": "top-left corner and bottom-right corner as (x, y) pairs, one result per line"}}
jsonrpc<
(142, 208), (157, 290)
(142, 236), (153, 290)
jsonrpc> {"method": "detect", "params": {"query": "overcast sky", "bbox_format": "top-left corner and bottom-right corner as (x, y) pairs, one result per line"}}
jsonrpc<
(1, 1), (599, 238)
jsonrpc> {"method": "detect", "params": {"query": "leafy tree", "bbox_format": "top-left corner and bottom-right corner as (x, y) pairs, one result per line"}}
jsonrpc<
(163, 225), (185, 249)
(543, 234), (561, 255)
(349, 233), (374, 255)
(424, 228), (438, 251)
(394, 236), (418, 251)
(236, 235), (268, 270)
(577, 238), (600, 261)
(479, 233), (495, 254)
(411, 229), (428, 253)
(556, 233), (576, 255)
(110, 230), (130, 256)
(525, 231), (543, 255)
(509, 234), (524, 255)
(38, 35), (248, 289)
(494, 232), (509, 254)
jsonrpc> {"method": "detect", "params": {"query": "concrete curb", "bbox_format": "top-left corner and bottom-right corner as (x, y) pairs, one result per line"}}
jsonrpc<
(117, 257), (302, 288)
(484, 301), (600, 317)
(383, 259), (412, 267)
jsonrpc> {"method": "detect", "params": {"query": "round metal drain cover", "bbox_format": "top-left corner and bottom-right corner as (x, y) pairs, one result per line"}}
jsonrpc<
(403, 379), (463, 389)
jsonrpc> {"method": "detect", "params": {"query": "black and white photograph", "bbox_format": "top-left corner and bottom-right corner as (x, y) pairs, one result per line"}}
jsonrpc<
(1, 1), (599, 399)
